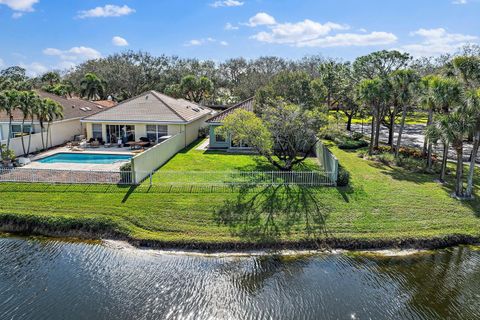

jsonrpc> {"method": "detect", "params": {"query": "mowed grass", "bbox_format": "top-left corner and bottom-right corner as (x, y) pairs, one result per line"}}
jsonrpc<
(0, 140), (479, 245)
(148, 140), (320, 184)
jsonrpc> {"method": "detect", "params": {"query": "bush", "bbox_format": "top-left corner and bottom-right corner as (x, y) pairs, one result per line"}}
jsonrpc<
(337, 138), (368, 150)
(120, 162), (133, 184)
(337, 165), (350, 186)
(377, 152), (395, 165)
(198, 126), (209, 138)
(351, 132), (364, 141)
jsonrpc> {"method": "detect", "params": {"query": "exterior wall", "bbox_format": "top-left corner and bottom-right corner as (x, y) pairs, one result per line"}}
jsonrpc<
(185, 114), (209, 146)
(0, 119), (82, 157)
(82, 117), (208, 145)
(208, 124), (230, 149)
(131, 132), (186, 183)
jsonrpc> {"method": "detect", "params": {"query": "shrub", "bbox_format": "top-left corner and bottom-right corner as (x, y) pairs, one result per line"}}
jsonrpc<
(377, 152), (395, 165)
(198, 126), (209, 138)
(337, 165), (350, 186)
(351, 132), (364, 141)
(120, 162), (133, 184)
(337, 138), (368, 150)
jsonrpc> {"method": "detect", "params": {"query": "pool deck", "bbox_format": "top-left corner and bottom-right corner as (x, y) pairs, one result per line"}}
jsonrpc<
(24, 146), (136, 171)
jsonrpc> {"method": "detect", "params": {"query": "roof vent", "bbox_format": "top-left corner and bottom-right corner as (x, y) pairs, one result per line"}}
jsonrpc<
(72, 105), (75, 108)
(85, 107), (92, 111)
(192, 108), (200, 112)
(145, 95), (149, 100)
(97, 106), (103, 109)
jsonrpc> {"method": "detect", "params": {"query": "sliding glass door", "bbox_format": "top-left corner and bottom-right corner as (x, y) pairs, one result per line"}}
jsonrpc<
(106, 125), (135, 143)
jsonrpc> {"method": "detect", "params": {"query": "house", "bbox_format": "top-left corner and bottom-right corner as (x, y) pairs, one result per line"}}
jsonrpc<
(81, 91), (214, 147)
(0, 91), (111, 156)
(206, 97), (254, 150)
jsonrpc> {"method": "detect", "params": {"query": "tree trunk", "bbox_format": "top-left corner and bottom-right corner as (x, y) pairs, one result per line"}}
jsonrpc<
(395, 105), (408, 158)
(427, 142), (433, 171)
(440, 142), (448, 182)
(423, 108), (434, 156)
(346, 113), (353, 131)
(374, 108), (381, 149)
(46, 123), (51, 149)
(387, 116), (394, 149)
(6, 116), (13, 150)
(369, 115), (375, 155)
(465, 130), (480, 198)
(20, 119), (26, 156)
(40, 125), (45, 150)
(455, 145), (464, 198)
(27, 117), (34, 155)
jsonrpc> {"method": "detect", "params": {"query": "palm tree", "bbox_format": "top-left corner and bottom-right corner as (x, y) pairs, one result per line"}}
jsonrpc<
(425, 117), (450, 182)
(18, 91), (40, 155)
(428, 111), (473, 197)
(357, 78), (389, 155)
(44, 98), (63, 148)
(464, 89), (480, 198)
(0, 89), (20, 150)
(80, 73), (106, 101)
(391, 69), (418, 158)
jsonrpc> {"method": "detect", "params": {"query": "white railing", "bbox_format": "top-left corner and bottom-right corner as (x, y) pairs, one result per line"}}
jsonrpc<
(0, 167), (133, 185)
(140, 170), (336, 186)
(0, 168), (335, 187)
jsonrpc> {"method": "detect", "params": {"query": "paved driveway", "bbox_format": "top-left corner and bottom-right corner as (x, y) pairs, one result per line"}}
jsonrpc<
(351, 123), (480, 163)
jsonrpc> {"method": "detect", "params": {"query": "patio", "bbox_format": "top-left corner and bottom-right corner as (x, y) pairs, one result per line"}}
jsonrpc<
(24, 145), (136, 171)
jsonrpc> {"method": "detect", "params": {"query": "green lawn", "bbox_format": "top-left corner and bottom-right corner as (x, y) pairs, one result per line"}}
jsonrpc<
(148, 140), (320, 184)
(0, 140), (479, 247)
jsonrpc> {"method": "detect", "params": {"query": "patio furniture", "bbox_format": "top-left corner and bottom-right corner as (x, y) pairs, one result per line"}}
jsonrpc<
(129, 141), (149, 150)
(104, 143), (112, 148)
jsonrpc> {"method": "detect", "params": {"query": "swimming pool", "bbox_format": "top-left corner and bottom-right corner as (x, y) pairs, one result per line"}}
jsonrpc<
(37, 153), (132, 164)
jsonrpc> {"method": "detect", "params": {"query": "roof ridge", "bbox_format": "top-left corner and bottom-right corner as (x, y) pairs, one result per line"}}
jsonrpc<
(207, 97), (254, 123)
(150, 90), (187, 122)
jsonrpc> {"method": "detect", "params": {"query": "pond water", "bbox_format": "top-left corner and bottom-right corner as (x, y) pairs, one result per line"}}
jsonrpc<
(0, 236), (479, 320)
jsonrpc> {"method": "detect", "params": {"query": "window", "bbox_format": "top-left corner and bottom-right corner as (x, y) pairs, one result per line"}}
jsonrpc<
(92, 124), (102, 140)
(146, 125), (168, 142)
(214, 127), (226, 143)
(10, 125), (34, 138)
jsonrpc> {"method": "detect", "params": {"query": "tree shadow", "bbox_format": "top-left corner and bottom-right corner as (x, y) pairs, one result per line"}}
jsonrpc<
(213, 184), (330, 244)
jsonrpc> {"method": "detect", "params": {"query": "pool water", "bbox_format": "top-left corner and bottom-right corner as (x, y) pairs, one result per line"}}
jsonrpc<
(37, 153), (132, 164)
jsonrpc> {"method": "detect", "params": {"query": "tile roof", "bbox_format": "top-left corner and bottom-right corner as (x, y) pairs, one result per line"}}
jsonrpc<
(206, 97), (254, 123)
(0, 91), (109, 122)
(82, 91), (213, 123)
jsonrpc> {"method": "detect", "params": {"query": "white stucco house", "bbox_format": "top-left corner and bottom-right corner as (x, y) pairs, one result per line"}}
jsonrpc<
(81, 91), (214, 147)
(0, 91), (111, 156)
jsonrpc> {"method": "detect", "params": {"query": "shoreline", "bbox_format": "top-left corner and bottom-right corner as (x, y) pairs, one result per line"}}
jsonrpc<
(1, 219), (479, 253)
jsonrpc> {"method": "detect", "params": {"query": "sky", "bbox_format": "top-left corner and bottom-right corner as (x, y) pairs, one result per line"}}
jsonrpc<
(0, 0), (479, 76)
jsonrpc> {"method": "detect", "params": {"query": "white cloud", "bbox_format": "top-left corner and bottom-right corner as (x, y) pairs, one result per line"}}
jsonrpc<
(0, 0), (38, 12)
(296, 32), (398, 48)
(225, 22), (239, 30)
(452, 0), (467, 4)
(184, 38), (217, 46)
(43, 46), (102, 61)
(220, 41), (229, 46)
(400, 28), (477, 56)
(247, 12), (276, 27)
(210, 0), (243, 8)
(77, 4), (135, 18)
(112, 36), (129, 46)
(20, 62), (48, 77)
(249, 14), (395, 48)
(252, 19), (348, 44)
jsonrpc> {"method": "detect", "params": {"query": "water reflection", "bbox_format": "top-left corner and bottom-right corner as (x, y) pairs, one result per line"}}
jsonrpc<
(0, 237), (479, 320)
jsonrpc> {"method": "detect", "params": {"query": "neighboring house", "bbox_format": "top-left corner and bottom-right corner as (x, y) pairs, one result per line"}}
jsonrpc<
(206, 97), (254, 150)
(0, 91), (110, 156)
(81, 91), (214, 147)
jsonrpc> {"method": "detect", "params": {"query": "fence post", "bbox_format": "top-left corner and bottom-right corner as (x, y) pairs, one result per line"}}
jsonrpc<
(149, 172), (153, 186)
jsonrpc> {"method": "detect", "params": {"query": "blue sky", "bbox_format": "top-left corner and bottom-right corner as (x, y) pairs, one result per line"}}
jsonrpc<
(0, 0), (479, 75)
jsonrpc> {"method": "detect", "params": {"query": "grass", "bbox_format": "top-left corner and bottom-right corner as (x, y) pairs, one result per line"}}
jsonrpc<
(329, 110), (429, 126)
(0, 139), (479, 247)
(148, 140), (320, 184)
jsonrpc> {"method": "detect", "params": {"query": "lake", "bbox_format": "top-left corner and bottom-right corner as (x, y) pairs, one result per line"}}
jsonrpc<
(0, 236), (479, 320)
